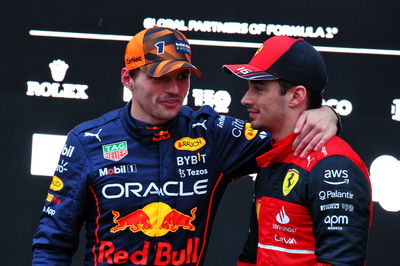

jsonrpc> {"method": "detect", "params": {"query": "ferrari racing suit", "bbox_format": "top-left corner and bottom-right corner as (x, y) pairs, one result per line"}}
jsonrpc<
(237, 133), (371, 266)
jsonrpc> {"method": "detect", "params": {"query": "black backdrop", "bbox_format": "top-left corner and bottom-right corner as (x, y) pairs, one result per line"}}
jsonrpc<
(3, 0), (400, 265)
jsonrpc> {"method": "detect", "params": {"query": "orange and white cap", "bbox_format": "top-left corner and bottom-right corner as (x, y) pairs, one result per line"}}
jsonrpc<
(124, 27), (201, 77)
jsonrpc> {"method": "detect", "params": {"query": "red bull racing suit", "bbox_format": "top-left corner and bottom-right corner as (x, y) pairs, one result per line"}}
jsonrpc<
(237, 133), (371, 266)
(32, 102), (271, 265)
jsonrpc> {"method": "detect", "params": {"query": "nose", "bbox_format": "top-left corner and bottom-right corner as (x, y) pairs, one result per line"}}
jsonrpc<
(166, 78), (180, 94)
(241, 89), (252, 107)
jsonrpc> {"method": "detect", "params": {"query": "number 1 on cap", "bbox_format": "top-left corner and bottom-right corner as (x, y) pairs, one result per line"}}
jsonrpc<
(155, 41), (165, 54)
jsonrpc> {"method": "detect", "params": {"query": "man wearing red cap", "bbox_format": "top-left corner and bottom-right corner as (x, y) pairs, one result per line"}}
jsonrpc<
(32, 27), (339, 265)
(224, 36), (371, 266)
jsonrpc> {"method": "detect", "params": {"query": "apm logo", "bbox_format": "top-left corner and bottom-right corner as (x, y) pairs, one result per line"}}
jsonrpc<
(26, 59), (89, 100)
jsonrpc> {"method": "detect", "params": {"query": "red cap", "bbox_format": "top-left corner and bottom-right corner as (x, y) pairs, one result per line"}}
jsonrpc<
(223, 36), (327, 92)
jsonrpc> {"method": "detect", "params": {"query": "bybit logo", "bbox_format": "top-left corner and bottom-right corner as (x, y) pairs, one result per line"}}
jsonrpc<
(26, 59), (89, 100)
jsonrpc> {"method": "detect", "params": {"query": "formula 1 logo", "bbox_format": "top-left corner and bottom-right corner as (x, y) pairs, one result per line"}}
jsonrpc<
(110, 202), (196, 237)
(282, 169), (299, 196)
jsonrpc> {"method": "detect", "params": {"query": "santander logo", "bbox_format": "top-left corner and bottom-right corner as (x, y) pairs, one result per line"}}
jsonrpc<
(276, 206), (290, 224)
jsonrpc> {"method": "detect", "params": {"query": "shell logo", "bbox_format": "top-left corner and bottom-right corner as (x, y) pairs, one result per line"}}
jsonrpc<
(244, 123), (258, 140)
(50, 176), (64, 191)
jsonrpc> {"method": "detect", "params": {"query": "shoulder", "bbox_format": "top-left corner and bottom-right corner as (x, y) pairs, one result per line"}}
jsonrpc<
(294, 136), (367, 174)
(71, 108), (123, 135)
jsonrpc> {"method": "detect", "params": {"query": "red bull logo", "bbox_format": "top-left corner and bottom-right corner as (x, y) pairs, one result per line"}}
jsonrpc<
(152, 130), (171, 142)
(159, 207), (196, 232)
(110, 210), (152, 233)
(110, 202), (197, 237)
(97, 237), (200, 265)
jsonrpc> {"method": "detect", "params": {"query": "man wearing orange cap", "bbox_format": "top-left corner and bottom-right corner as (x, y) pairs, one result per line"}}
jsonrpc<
(223, 36), (371, 266)
(32, 27), (339, 265)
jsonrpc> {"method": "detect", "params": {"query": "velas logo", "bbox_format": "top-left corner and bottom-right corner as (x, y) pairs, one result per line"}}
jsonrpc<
(282, 169), (299, 196)
(26, 59), (89, 100)
(174, 137), (206, 151)
(110, 202), (197, 237)
(244, 122), (258, 140)
(50, 176), (64, 191)
(102, 141), (128, 161)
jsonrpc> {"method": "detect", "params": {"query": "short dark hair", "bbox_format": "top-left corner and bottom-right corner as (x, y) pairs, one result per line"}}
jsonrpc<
(128, 68), (140, 79)
(278, 80), (322, 109)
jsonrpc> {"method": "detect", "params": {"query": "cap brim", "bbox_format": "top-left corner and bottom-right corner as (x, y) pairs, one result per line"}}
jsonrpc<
(140, 59), (201, 78)
(222, 64), (278, 81)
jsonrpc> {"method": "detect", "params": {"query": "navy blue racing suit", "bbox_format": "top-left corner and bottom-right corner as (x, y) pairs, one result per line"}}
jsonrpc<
(32, 102), (271, 265)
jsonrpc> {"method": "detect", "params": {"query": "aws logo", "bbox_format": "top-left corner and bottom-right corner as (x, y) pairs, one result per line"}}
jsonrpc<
(282, 169), (299, 196)
(244, 122), (258, 140)
(174, 137), (206, 151)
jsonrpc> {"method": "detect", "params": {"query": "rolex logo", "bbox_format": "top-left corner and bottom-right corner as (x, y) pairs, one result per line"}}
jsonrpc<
(49, 59), (69, 82)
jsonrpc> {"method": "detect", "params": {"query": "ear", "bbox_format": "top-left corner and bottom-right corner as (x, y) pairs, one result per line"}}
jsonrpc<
(121, 68), (133, 90)
(288, 85), (307, 108)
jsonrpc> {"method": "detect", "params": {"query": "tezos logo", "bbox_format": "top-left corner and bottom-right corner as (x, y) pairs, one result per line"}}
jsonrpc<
(26, 59), (89, 100)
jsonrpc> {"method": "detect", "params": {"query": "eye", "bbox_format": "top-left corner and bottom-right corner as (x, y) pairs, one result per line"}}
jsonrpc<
(177, 71), (190, 80)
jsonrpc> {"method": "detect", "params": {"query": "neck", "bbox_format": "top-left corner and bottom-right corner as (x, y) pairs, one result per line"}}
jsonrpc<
(271, 110), (300, 142)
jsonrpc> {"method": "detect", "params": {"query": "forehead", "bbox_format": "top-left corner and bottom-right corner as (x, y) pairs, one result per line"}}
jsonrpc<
(248, 80), (280, 88)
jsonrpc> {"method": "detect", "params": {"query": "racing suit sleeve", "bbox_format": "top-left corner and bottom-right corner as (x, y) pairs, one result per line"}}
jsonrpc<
(307, 156), (371, 266)
(32, 132), (91, 265)
(210, 114), (272, 179)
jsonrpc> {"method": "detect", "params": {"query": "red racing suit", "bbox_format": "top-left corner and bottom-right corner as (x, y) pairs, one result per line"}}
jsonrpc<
(32, 102), (271, 265)
(237, 133), (372, 266)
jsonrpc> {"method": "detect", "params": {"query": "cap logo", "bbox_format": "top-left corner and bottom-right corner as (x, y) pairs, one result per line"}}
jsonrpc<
(126, 56), (142, 65)
(254, 44), (264, 56)
(155, 41), (165, 54)
(175, 40), (191, 55)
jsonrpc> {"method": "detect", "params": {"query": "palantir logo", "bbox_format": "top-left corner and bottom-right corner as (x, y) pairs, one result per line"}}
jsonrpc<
(26, 59), (89, 100)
